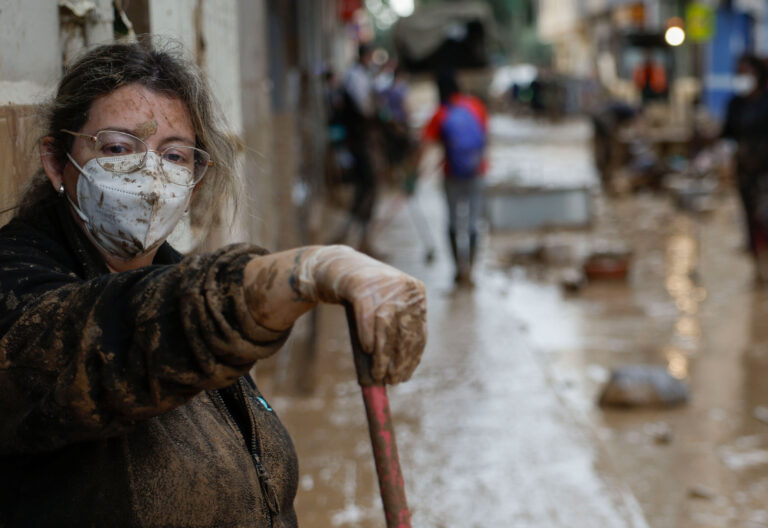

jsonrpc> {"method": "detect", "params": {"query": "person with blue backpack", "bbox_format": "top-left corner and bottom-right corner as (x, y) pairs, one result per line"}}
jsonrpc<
(421, 70), (488, 285)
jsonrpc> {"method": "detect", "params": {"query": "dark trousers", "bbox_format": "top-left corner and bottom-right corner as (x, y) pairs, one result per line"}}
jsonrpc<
(348, 140), (376, 225)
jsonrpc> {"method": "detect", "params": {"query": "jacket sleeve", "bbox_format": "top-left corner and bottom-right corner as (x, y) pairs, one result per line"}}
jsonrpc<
(0, 240), (290, 454)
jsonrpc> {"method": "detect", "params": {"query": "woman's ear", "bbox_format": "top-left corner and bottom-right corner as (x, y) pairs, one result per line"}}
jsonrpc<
(39, 136), (64, 190)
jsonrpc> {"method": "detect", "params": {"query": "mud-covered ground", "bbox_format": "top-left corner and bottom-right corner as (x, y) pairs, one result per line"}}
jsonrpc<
(256, 116), (768, 527)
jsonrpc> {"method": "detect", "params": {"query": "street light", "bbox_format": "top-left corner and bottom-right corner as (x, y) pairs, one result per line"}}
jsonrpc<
(389, 0), (414, 17)
(665, 25), (685, 46)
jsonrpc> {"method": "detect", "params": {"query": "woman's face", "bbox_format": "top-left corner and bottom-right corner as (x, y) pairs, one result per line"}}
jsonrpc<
(57, 83), (196, 203)
(39, 83), (197, 271)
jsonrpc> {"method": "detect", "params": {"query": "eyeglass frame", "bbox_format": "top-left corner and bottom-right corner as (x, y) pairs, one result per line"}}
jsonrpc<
(60, 128), (214, 184)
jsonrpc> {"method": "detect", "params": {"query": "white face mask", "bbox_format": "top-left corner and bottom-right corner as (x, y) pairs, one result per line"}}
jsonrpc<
(66, 152), (195, 261)
(733, 74), (757, 96)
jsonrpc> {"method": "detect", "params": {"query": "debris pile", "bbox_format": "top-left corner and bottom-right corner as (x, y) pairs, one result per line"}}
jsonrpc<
(598, 365), (689, 408)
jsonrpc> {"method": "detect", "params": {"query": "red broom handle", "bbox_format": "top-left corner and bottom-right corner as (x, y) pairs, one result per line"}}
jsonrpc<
(345, 304), (412, 528)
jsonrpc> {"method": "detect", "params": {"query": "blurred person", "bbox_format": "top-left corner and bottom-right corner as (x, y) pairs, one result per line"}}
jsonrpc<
(418, 70), (488, 285)
(632, 52), (668, 104)
(722, 53), (768, 282)
(529, 75), (544, 115)
(323, 69), (347, 137)
(591, 101), (637, 191)
(0, 40), (427, 527)
(378, 64), (415, 182)
(322, 69), (355, 191)
(329, 44), (381, 256)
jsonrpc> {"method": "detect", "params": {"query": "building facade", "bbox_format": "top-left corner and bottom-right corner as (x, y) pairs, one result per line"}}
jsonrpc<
(537, 0), (768, 119)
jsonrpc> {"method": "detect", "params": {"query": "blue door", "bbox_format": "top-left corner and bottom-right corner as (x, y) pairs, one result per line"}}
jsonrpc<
(704, 9), (753, 121)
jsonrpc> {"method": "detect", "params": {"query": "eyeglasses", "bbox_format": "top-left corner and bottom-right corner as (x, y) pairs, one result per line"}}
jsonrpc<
(61, 129), (213, 184)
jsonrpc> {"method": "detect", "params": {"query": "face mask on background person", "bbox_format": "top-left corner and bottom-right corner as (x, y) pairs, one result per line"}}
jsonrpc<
(65, 151), (195, 261)
(733, 74), (757, 96)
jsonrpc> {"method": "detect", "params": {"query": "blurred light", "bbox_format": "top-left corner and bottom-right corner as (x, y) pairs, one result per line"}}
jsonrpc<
(666, 350), (689, 379)
(372, 48), (389, 66)
(675, 316), (700, 338)
(380, 9), (398, 25)
(665, 26), (685, 46)
(390, 0), (414, 17)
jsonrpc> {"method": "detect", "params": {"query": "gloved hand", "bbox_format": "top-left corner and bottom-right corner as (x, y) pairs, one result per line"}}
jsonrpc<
(294, 245), (427, 384)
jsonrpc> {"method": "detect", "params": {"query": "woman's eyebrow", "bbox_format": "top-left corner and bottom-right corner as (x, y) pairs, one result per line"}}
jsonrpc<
(161, 135), (196, 146)
(97, 127), (195, 147)
(98, 126), (136, 135)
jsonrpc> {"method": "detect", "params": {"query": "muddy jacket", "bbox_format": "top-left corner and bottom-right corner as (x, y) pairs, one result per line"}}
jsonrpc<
(0, 198), (299, 527)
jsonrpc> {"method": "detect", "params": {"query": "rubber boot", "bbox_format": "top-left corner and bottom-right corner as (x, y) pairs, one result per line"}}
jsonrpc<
(469, 232), (478, 268)
(448, 230), (462, 284)
(448, 229), (459, 265)
(467, 232), (478, 284)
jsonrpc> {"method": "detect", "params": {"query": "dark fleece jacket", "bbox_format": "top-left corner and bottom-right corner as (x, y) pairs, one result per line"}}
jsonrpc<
(0, 198), (298, 527)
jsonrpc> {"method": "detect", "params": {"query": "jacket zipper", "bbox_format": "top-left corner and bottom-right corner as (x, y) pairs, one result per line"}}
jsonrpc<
(237, 378), (282, 519)
(211, 383), (279, 526)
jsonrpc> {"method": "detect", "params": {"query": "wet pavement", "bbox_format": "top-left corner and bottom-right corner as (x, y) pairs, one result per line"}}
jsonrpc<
(256, 116), (768, 527)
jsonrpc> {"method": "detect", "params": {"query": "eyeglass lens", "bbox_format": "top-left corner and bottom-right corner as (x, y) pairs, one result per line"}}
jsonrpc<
(93, 131), (210, 182)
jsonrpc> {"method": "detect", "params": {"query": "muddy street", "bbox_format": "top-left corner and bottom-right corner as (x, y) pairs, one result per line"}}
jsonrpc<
(255, 116), (768, 527)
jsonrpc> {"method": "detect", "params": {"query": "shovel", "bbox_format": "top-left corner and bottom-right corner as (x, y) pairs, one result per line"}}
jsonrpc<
(345, 304), (412, 528)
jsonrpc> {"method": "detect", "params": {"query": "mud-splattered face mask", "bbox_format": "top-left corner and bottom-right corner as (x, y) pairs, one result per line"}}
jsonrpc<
(65, 152), (194, 261)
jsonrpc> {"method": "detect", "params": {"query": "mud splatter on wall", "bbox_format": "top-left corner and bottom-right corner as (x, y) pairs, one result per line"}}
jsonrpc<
(0, 105), (41, 226)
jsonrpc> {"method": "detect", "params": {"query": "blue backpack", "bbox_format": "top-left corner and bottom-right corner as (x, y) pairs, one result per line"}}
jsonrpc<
(440, 102), (486, 179)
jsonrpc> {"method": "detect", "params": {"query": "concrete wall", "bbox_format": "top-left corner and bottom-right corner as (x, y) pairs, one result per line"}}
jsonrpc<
(238, 0), (278, 249)
(149, 0), (242, 136)
(0, 1), (60, 87)
(202, 0), (243, 134)
(149, 0), (252, 250)
(0, 2), (58, 224)
(0, 0), (117, 222)
(148, 0), (197, 56)
(0, 0), (60, 105)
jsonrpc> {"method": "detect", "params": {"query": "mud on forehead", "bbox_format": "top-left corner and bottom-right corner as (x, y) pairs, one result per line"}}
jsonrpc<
(85, 85), (194, 139)
(133, 120), (158, 140)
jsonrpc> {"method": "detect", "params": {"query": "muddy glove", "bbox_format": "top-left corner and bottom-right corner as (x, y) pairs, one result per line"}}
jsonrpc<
(295, 245), (427, 384)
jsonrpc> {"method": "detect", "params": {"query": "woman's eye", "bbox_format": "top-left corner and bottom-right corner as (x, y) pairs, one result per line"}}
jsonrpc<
(163, 149), (191, 165)
(101, 143), (132, 155)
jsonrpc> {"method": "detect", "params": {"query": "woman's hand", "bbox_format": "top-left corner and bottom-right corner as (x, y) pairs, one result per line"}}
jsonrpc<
(243, 245), (427, 384)
(295, 246), (427, 384)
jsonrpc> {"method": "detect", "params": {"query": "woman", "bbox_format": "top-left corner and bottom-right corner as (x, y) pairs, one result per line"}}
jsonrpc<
(722, 54), (768, 281)
(0, 41), (426, 527)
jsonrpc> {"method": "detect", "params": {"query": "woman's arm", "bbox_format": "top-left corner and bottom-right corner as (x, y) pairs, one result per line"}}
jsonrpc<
(0, 236), (426, 453)
(0, 243), (288, 454)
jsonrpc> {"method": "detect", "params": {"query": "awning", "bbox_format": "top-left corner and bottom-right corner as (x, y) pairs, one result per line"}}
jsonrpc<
(393, 1), (495, 69)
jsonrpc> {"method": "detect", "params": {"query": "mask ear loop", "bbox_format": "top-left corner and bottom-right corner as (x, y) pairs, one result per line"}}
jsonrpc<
(183, 187), (194, 215)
